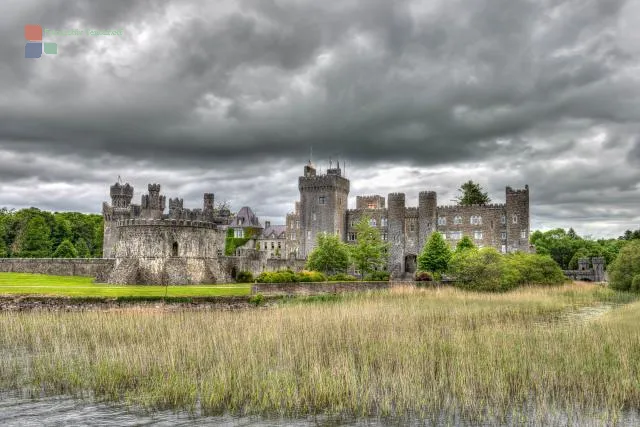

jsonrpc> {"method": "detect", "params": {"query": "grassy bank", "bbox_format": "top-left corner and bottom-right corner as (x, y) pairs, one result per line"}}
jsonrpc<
(0, 283), (639, 422)
(0, 273), (250, 297)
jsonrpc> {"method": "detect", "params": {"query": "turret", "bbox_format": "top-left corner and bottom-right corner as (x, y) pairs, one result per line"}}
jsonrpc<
(298, 161), (350, 258)
(387, 193), (406, 277)
(141, 183), (166, 219)
(418, 191), (437, 251)
(103, 181), (135, 258)
(203, 193), (214, 211)
(505, 185), (530, 252)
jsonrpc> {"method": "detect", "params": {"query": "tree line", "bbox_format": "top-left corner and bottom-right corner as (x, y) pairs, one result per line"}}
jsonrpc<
(0, 208), (103, 258)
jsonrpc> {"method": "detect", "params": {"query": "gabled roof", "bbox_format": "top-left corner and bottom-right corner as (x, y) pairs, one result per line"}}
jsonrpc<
(230, 206), (262, 227)
(261, 225), (286, 239)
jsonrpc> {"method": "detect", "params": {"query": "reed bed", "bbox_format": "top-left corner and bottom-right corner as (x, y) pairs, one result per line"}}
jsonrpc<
(0, 283), (638, 422)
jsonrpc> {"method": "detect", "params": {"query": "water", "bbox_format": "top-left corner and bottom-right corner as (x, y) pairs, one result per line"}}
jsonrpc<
(2, 393), (640, 426)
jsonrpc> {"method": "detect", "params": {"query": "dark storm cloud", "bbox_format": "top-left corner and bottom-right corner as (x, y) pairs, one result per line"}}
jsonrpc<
(0, 0), (639, 236)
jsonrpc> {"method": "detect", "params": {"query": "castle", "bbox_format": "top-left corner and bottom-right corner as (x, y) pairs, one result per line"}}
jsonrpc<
(101, 161), (530, 284)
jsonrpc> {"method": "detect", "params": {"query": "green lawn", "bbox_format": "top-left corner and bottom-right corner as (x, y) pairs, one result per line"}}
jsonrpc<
(0, 273), (251, 297)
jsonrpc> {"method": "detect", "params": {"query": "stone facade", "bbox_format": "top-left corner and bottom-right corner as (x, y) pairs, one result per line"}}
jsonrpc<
(288, 162), (531, 278)
(563, 257), (605, 282)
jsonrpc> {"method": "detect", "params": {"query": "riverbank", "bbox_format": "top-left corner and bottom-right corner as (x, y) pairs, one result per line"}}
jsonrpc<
(1, 283), (638, 422)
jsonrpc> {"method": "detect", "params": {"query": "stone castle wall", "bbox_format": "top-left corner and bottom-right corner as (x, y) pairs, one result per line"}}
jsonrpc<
(0, 258), (115, 282)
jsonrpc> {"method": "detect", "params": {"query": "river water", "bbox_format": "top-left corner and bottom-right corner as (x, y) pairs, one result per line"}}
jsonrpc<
(2, 393), (640, 426)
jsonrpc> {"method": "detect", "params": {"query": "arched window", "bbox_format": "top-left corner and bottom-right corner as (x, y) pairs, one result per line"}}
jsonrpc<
(437, 217), (446, 226)
(172, 242), (178, 257)
(369, 218), (377, 227)
(512, 214), (518, 224)
(454, 216), (462, 225)
(470, 215), (482, 225)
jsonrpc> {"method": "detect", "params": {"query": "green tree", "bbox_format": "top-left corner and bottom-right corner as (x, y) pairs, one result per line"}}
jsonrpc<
(75, 238), (90, 258)
(53, 239), (78, 258)
(306, 233), (350, 275)
(608, 240), (640, 291)
(350, 216), (389, 277)
(455, 180), (491, 206)
(16, 216), (52, 257)
(417, 232), (451, 275)
(456, 235), (475, 252)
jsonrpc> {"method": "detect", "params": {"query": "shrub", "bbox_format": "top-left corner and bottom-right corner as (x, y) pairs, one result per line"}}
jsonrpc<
(632, 275), (640, 293)
(609, 241), (640, 291)
(327, 273), (358, 282)
(414, 271), (433, 281)
(364, 270), (390, 281)
(417, 232), (451, 274)
(248, 293), (264, 306)
(296, 270), (327, 282)
(235, 271), (254, 283)
(255, 269), (298, 283)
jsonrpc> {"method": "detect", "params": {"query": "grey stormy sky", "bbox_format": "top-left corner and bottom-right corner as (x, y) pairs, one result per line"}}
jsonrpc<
(1, 0), (640, 238)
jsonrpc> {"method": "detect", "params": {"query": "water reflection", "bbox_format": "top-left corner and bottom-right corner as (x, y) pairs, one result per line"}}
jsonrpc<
(1, 393), (640, 426)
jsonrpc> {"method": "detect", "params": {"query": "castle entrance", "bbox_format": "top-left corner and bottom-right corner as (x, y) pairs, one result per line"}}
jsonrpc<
(405, 255), (417, 274)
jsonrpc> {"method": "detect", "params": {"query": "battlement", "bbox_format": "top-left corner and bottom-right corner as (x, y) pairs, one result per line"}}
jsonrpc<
(405, 207), (418, 217)
(115, 218), (218, 229)
(110, 182), (134, 197)
(437, 203), (506, 210)
(148, 183), (161, 193)
(169, 198), (184, 209)
(506, 185), (529, 194)
(419, 191), (437, 198)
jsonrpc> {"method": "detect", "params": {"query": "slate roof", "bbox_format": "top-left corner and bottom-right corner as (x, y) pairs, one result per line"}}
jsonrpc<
(229, 206), (262, 227)
(260, 225), (286, 239)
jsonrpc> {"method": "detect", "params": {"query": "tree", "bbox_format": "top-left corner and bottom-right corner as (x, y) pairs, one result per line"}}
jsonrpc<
(75, 238), (90, 258)
(608, 240), (640, 291)
(456, 235), (475, 252)
(417, 232), (451, 275)
(53, 239), (78, 258)
(306, 233), (350, 275)
(455, 180), (491, 206)
(16, 216), (52, 257)
(350, 216), (390, 277)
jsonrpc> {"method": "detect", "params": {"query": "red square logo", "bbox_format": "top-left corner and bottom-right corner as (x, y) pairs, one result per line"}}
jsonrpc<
(24, 24), (42, 41)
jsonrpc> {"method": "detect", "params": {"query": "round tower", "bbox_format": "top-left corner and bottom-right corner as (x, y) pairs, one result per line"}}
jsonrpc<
(418, 191), (437, 251)
(505, 185), (530, 252)
(387, 193), (406, 277)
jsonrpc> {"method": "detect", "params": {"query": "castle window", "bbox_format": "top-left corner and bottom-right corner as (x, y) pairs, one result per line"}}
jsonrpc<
(313, 213), (317, 221)
(172, 242), (178, 257)
(521, 230), (527, 239)
(501, 215), (506, 224)
(367, 202), (376, 209)
(474, 230), (483, 240)
(437, 217), (446, 226)
(296, 220), (300, 229)
(271, 242), (275, 249)
(501, 245), (506, 254)
(382, 233), (387, 241)
(450, 231), (462, 240)
(318, 195), (326, 205)
(278, 242), (281, 249)
(381, 218), (388, 227)
(234, 228), (244, 238)
(290, 233), (296, 240)
(470, 216), (482, 225)
(454, 216), (462, 225)
(512, 214), (518, 224)
(408, 222), (415, 232)
(264, 242), (268, 250)
(348, 232), (356, 241)
(307, 231), (311, 240)
(369, 218), (377, 227)
(501, 232), (507, 240)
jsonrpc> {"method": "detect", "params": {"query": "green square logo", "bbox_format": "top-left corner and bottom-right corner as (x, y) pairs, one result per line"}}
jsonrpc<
(43, 42), (57, 54)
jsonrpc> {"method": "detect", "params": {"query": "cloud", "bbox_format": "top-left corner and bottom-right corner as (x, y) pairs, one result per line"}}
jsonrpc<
(0, 0), (639, 237)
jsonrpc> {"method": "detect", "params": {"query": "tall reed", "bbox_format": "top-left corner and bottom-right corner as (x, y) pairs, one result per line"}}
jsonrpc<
(0, 283), (638, 422)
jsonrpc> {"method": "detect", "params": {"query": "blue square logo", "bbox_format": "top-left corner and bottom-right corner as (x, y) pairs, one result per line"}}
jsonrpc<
(25, 42), (42, 58)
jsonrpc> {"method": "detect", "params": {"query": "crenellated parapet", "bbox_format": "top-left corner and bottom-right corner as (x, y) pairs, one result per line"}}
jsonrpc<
(437, 203), (506, 210)
(115, 218), (218, 229)
(405, 207), (418, 218)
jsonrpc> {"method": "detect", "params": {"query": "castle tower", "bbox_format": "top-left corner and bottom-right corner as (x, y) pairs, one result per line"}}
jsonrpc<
(141, 183), (166, 219)
(505, 185), (530, 252)
(298, 161), (350, 258)
(102, 181), (134, 258)
(203, 193), (214, 211)
(418, 191), (437, 251)
(387, 193), (406, 277)
(168, 198), (184, 219)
